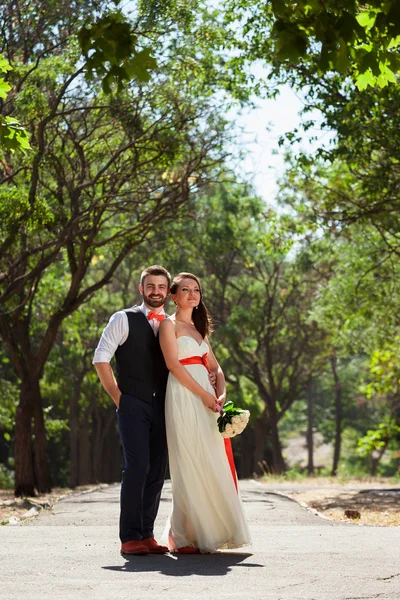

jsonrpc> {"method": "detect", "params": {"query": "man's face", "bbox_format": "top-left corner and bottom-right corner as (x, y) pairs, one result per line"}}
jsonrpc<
(139, 275), (169, 308)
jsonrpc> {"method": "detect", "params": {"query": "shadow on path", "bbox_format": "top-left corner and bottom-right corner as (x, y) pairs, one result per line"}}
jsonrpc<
(308, 489), (400, 512)
(102, 552), (263, 577)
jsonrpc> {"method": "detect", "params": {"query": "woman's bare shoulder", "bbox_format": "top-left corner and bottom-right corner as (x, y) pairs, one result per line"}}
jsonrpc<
(160, 315), (176, 333)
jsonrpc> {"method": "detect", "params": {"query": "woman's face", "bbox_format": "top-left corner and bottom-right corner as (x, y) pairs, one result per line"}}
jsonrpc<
(173, 277), (201, 310)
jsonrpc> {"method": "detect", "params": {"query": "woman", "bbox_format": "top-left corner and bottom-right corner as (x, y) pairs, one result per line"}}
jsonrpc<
(159, 272), (250, 553)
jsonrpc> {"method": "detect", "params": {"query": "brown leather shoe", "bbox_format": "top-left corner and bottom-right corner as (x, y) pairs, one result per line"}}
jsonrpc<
(141, 537), (169, 554)
(120, 540), (149, 555)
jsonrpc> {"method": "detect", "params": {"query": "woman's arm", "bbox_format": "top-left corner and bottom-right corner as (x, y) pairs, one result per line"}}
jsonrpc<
(159, 320), (219, 412)
(205, 337), (226, 406)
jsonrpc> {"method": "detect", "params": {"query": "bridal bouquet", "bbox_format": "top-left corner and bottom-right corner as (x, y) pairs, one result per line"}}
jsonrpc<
(217, 400), (250, 438)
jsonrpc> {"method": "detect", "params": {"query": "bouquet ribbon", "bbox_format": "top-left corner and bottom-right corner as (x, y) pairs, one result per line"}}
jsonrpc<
(179, 354), (238, 491)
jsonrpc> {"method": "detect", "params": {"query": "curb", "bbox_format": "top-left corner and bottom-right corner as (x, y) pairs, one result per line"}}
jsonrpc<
(251, 479), (345, 524)
(6, 483), (110, 526)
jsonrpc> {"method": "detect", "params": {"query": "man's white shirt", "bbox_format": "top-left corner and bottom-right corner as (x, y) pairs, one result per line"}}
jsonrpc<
(93, 303), (165, 364)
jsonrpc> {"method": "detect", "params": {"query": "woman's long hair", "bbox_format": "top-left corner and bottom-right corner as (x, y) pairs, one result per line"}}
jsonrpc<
(171, 272), (213, 339)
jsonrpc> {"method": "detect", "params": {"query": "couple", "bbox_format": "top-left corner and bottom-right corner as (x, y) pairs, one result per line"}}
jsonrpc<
(94, 265), (250, 555)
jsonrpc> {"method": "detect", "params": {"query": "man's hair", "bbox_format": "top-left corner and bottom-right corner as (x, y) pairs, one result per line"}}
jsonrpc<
(140, 265), (171, 287)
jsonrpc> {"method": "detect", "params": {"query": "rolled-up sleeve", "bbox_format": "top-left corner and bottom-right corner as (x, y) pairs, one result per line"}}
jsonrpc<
(93, 311), (128, 363)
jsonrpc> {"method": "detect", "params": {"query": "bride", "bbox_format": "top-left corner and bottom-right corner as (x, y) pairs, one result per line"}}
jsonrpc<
(159, 272), (250, 554)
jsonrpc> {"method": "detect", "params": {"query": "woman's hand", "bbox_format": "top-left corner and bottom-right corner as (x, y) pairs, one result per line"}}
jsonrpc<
(216, 394), (225, 413)
(201, 391), (219, 412)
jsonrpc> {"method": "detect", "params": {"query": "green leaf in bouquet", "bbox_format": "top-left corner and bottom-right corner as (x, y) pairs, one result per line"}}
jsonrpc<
(222, 401), (235, 413)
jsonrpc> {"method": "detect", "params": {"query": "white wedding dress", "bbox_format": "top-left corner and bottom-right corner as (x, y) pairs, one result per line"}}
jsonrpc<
(163, 336), (251, 553)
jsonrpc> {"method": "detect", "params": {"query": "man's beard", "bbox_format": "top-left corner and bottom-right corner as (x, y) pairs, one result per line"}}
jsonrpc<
(143, 293), (166, 308)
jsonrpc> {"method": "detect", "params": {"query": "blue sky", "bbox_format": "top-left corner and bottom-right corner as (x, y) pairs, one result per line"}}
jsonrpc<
(119, 1), (334, 205)
(229, 84), (334, 205)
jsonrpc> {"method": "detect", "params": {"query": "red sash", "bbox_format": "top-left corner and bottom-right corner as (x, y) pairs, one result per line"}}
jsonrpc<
(179, 354), (238, 491)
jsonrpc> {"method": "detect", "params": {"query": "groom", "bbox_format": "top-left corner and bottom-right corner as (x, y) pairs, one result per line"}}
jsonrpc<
(93, 265), (171, 555)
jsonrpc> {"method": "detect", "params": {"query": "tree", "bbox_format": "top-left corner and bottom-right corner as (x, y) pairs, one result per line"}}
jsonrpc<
(297, 224), (400, 474)
(145, 184), (328, 474)
(0, 55), (30, 153)
(39, 294), (123, 488)
(222, 0), (400, 89)
(278, 79), (400, 248)
(77, 1), (200, 93)
(0, 3), (232, 496)
(79, 2), (400, 91)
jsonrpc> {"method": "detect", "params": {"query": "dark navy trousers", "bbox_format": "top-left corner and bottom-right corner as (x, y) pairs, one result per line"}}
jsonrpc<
(117, 392), (168, 543)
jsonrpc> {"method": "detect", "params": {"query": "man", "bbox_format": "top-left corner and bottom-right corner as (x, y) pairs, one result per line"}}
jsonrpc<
(93, 265), (171, 555)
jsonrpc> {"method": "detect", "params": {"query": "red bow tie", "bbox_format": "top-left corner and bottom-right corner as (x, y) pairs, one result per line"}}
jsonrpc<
(147, 311), (165, 323)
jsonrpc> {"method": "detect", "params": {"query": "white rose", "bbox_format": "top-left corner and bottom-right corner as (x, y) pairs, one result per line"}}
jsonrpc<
(240, 411), (249, 423)
(232, 416), (241, 425)
(225, 424), (233, 434)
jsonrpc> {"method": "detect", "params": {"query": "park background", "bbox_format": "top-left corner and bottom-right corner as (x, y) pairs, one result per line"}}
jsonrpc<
(0, 0), (399, 498)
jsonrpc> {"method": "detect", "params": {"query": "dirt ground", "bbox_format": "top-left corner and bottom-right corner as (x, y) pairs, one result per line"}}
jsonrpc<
(0, 484), (106, 525)
(266, 478), (400, 527)
(1, 479), (400, 527)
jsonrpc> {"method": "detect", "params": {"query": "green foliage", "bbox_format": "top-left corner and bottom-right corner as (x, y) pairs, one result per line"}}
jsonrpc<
(0, 378), (18, 434)
(279, 77), (400, 247)
(2, 1), (400, 485)
(0, 55), (30, 153)
(78, 9), (157, 93)
(357, 419), (400, 456)
(43, 407), (69, 440)
(0, 1), (253, 493)
(223, 0), (400, 89)
(0, 463), (14, 489)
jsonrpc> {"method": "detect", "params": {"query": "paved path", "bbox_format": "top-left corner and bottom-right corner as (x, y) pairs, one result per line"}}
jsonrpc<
(1, 480), (399, 600)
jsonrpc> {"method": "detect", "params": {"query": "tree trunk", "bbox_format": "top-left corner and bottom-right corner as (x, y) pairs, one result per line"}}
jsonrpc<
(370, 441), (388, 476)
(102, 420), (121, 482)
(238, 425), (254, 478)
(253, 419), (265, 476)
(32, 397), (52, 493)
(306, 376), (314, 476)
(251, 370), (285, 474)
(97, 411), (116, 482)
(331, 354), (342, 477)
(78, 408), (93, 485)
(110, 417), (121, 482)
(253, 417), (272, 476)
(92, 406), (103, 482)
(69, 381), (81, 488)
(14, 377), (51, 496)
(268, 402), (286, 474)
(14, 382), (35, 497)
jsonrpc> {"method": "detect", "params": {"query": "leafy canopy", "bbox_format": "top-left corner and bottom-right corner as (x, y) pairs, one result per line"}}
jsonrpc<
(223, 0), (400, 89)
(78, 9), (157, 93)
(0, 56), (30, 153)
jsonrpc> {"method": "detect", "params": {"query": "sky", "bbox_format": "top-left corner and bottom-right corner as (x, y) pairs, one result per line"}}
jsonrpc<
(228, 84), (334, 206)
(118, 1), (334, 206)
